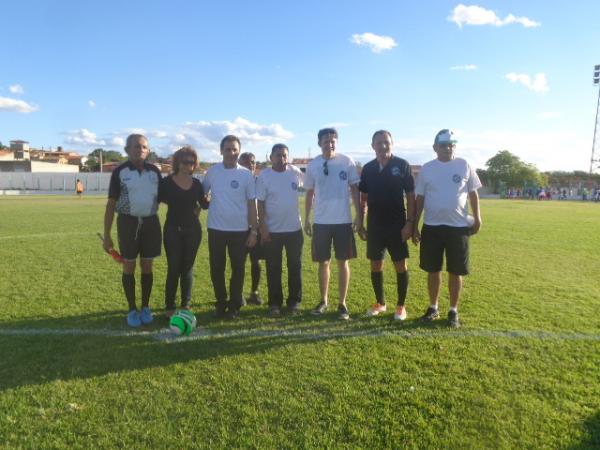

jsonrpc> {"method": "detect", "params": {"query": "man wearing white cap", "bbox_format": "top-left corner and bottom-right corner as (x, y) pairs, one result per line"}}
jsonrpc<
(412, 129), (482, 328)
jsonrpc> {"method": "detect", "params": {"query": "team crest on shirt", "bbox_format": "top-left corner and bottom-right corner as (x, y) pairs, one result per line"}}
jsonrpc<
(338, 171), (347, 180)
(452, 174), (462, 183)
(291, 182), (298, 191)
(391, 166), (401, 176)
(230, 180), (239, 189)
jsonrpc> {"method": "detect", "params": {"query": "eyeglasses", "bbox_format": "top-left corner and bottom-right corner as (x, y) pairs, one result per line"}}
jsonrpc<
(181, 160), (195, 165)
(323, 160), (329, 176)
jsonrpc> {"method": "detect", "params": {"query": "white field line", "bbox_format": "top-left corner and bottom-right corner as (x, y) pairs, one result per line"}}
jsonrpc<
(1, 326), (600, 343)
(0, 232), (92, 240)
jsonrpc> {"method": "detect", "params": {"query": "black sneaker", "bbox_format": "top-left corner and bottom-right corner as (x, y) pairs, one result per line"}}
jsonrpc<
(338, 304), (350, 321)
(247, 292), (263, 305)
(420, 306), (440, 322)
(311, 301), (328, 315)
(287, 302), (301, 316)
(448, 310), (460, 328)
(225, 308), (240, 320)
(268, 305), (281, 317)
(214, 303), (227, 319)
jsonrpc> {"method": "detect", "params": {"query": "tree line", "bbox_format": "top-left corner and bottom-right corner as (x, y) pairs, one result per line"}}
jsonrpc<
(477, 150), (600, 193)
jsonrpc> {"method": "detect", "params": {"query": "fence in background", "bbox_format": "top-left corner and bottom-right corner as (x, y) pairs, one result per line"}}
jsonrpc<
(0, 172), (112, 194)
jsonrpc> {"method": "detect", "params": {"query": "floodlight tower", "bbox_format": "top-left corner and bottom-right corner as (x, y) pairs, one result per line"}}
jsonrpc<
(590, 64), (600, 173)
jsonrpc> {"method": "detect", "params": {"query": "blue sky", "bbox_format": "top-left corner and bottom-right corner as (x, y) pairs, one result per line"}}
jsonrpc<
(1, 0), (599, 171)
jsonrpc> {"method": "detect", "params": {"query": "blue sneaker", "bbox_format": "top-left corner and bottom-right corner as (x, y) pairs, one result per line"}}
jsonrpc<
(140, 307), (153, 325)
(127, 310), (142, 328)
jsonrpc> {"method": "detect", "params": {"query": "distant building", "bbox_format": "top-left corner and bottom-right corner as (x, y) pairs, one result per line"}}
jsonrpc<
(291, 158), (311, 173)
(0, 140), (80, 173)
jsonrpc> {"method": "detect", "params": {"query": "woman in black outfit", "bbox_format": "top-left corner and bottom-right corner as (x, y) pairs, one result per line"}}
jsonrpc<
(159, 146), (207, 318)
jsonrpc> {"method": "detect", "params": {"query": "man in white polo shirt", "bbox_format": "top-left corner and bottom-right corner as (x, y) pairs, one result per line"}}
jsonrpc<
(203, 135), (258, 320)
(304, 128), (361, 320)
(413, 129), (482, 328)
(257, 143), (304, 316)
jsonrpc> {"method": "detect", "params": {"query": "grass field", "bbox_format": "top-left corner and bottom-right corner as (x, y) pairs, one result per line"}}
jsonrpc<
(1, 196), (599, 449)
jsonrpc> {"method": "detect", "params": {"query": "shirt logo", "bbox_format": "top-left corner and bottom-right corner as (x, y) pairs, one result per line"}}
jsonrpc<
(291, 182), (298, 191)
(230, 180), (239, 189)
(339, 171), (347, 181)
(391, 166), (401, 176)
(452, 174), (462, 183)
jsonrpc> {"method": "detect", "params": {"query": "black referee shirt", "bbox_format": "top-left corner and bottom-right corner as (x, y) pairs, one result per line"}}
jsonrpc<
(358, 155), (414, 227)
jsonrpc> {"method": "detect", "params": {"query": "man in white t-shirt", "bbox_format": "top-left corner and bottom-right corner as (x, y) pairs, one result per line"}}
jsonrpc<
(257, 143), (304, 316)
(413, 129), (482, 328)
(203, 135), (258, 319)
(304, 128), (361, 320)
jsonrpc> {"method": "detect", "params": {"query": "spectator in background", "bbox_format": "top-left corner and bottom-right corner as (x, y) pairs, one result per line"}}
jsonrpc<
(238, 152), (265, 306)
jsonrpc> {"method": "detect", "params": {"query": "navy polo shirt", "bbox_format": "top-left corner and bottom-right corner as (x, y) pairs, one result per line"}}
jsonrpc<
(358, 155), (414, 227)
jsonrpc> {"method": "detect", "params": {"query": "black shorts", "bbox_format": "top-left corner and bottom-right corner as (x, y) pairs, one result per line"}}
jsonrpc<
(248, 231), (266, 261)
(419, 224), (470, 275)
(117, 214), (162, 261)
(367, 223), (409, 262)
(311, 223), (357, 262)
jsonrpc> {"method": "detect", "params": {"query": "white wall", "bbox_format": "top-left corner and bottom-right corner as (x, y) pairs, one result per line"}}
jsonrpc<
(30, 161), (79, 173)
(0, 172), (112, 191)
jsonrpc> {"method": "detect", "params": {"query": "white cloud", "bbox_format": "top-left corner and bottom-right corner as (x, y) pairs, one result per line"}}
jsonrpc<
(350, 32), (397, 53)
(505, 72), (548, 93)
(63, 129), (106, 146)
(323, 122), (351, 129)
(9, 84), (24, 95)
(0, 96), (38, 113)
(88, 100), (96, 108)
(111, 137), (125, 147)
(450, 64), (478, 71)
(539, 111), (560, 119)
(149, 130), (168, 139)
(449, 4), (540, 28)
(180, 117), (293, 147)
(60, 118), (294, 161)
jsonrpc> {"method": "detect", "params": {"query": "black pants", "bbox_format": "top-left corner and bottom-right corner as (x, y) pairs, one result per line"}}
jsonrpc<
(208, 229), (248, 310)
(264, 229), (303, 307)
(163, 221), (202, 310)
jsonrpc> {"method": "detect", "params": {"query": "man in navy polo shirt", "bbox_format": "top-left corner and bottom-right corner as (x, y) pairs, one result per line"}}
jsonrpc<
(358, 130), (415, 321)
(103, 134), (162, 327)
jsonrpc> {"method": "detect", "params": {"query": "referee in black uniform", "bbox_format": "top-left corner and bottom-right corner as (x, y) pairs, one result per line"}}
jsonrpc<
(103, 134), (162, 328)
(358, 130), (415, 321)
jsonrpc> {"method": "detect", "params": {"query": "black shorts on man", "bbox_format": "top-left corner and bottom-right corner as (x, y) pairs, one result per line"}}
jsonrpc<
(366, 223), (409, 262)
(419, 224), (470, 275)
(311, 223), (356, 262)
(117, 214), (162, 261)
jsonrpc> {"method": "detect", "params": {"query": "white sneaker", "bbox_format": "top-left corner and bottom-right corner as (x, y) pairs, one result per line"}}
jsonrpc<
(366, 303), (387, 317)
(394, 305), (407, 321)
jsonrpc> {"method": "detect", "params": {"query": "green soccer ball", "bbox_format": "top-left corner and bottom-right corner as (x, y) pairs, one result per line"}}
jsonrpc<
(169, 310), (197, 336)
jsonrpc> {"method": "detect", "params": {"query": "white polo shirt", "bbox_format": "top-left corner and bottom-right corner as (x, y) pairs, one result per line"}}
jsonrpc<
(256, 165), (303, 233)
(203, 163), (256, 231)
(415, 157), (481, 227)
(304, 153), (359, 225)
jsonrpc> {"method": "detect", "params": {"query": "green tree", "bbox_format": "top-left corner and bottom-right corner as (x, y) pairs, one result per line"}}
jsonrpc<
(485, 150), (544, 193)
(85, 148), (126, 172)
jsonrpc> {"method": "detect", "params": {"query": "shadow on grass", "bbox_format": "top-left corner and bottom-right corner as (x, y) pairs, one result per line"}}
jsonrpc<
(570, 410), (600, 449)
(0, 308), (454, 392)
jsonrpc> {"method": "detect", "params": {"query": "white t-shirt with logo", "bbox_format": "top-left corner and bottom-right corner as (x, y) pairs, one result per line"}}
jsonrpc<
(256, 165), (303, 233)
(203, 163), (256, 231)
(304, 153), (359, 224)
(415, 157), (482, 227)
